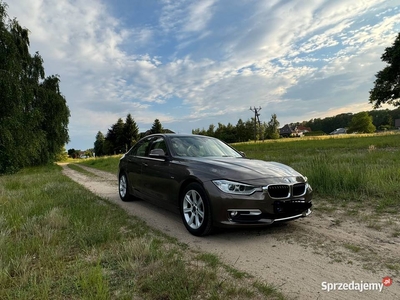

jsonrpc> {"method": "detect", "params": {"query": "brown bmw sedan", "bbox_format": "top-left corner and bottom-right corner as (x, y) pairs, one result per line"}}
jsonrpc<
(118, 134), (312, 236)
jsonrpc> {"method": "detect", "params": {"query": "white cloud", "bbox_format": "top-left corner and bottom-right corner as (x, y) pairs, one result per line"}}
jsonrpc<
(182, 0), (216, 33)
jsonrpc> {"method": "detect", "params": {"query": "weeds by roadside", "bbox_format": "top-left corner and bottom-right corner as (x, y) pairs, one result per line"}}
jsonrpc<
(67, 163), (99, 177)
(0, 165), (285, 299)
(78, 155), (122, 174)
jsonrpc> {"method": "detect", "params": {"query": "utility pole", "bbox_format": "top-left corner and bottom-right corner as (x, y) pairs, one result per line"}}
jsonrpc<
(249, 106), (261, 141)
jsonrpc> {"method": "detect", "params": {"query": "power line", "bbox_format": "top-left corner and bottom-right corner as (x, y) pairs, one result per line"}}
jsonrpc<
(249, 106), (261, 141)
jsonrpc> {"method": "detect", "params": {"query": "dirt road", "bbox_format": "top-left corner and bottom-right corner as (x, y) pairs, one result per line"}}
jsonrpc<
(61, 164), (399, 300)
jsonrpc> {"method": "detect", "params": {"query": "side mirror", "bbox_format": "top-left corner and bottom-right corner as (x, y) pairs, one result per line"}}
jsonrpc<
(149, 149), (167, 158)
(239, 151), (246, 157)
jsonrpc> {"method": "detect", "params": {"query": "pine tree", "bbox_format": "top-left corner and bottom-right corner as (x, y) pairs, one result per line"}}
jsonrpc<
(151, 119), (163, 134)
(124, 114), (139, 149)
(94, 131), (105, 156)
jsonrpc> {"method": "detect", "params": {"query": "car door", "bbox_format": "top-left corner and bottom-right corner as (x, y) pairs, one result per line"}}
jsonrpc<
(140, 136), (177, 207)
(125, 136), (154, 197)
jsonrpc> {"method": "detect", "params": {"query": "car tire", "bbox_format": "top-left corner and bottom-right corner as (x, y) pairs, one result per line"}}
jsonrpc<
(119, 172), (134, 202)
(180, 182), (213, 236)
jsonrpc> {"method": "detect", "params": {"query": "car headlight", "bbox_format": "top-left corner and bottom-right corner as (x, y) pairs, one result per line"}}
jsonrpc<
(212, 180), (262, 195)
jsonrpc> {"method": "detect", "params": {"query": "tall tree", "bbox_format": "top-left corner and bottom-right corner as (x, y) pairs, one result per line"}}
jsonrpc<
(369, 32), (400, 108)
(67, 148), (80, 159)
(124, 113), (139, 149)
(105, 118), (125, 154)
(206, 124), (215, 137)
(192, 128), (206, 135)
(94, 131), (105, 156)
(244, 119), (255, 141)
(347, 112), (376, 133)
(104, 126), (117, 155)
(55, 146), (68, 161)
(265, 114), (280, 139)
(0, 2), (69, 173)
(236, 119), (246, 142)
(151, 119), (163, 134)
(36, 75), (70, 163)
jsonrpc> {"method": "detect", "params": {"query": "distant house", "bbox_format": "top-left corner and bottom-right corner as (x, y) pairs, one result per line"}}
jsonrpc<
(279, 124), (308, 137)
(279, 124), (295, 137)
(297, 125), (312, 134)
(329, 128), (347, 135)
(395, 119), (400, 129)
(279, 124), (312, 137)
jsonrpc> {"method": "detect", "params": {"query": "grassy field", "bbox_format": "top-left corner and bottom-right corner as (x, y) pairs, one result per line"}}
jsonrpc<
(233, 132), (400, 213)
(0, 165), (284, 299)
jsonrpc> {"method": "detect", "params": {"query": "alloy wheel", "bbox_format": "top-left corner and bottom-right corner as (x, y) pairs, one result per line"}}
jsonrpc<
(183, 189), (204, 229)
(119, 175), (127, 198)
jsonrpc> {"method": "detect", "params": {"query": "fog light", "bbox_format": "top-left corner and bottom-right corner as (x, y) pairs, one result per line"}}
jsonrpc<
(230, 211), (238, 217)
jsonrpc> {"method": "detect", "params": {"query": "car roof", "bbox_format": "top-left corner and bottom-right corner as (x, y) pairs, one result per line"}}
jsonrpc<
(145, 133), (212, 139)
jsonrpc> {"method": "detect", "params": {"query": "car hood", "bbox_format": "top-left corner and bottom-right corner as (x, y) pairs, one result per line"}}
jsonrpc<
(182, 157), (304, 182)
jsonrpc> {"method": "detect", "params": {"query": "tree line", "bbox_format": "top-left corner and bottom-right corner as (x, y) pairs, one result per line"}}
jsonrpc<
(192, 114), (280, 143)
(301, 108), (400, 134)
(86, 106), (399, 158)
(0, 2), (70, 174)
(191, 108), (400, 143)
(90, 117), (169, 157)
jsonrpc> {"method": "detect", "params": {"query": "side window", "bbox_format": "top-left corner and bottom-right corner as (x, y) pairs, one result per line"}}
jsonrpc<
(149, 137), (168, 155)
(129, 137), (153, 157)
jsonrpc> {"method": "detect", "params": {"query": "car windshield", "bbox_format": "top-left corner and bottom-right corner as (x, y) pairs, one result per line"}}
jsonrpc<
(169, 136), (242, 158)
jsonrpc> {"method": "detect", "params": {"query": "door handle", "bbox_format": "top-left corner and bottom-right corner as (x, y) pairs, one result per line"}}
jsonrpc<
(142, 162), (148, 167)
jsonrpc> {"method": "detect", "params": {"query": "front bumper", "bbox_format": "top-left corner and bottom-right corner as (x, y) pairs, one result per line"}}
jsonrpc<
(203, 181), (313, 228)
(223, 207), (312, 226)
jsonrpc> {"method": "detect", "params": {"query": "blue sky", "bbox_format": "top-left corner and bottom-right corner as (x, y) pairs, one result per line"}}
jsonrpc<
(8, 0), (400, 150)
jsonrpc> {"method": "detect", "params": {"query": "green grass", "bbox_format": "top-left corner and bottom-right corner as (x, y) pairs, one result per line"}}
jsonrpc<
(0, 164), (286, 299)
(234, 132), (400, 213)
(253, 282), (285, 300)
(344, 244), (362, 253)
(77, 155), (121, 174)
(196, 253), (220, 268)
(67, 163), (98, 177)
